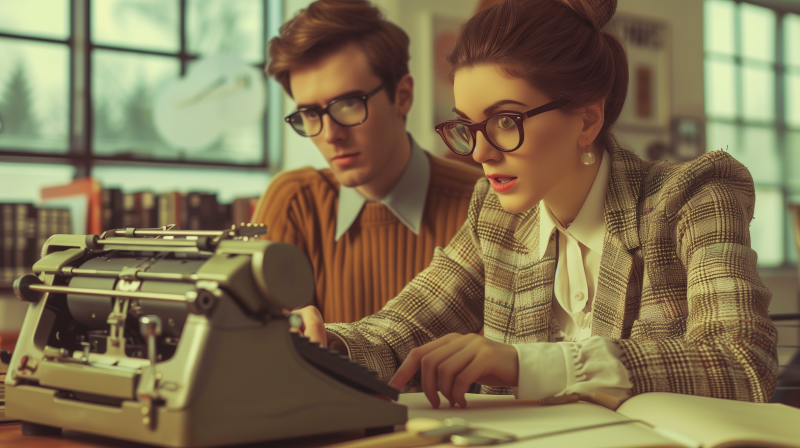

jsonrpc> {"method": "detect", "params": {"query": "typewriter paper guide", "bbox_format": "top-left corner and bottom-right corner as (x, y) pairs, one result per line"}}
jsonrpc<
(4, 231), (406, 447)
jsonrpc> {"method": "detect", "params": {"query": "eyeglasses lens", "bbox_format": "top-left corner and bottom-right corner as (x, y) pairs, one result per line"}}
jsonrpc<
(486, 116), (519, 150)
(443, 123), (474, 155)
(290, 110), (321, 136)
(329, 98), (367, 126)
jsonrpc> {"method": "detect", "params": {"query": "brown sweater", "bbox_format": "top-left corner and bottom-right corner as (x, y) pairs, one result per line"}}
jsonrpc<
(252, 153), (483, 323)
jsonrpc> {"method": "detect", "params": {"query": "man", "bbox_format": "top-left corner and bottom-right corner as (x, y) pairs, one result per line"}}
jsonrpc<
(253, 0), (482, 324)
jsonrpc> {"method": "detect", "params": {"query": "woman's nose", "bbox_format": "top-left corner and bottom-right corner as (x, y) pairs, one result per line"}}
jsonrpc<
(472, 132), (501, 164)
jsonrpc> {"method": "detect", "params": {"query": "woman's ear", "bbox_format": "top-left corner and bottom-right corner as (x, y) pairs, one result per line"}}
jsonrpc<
(394, 74), (414, 119)
(579, 98), (605, 146)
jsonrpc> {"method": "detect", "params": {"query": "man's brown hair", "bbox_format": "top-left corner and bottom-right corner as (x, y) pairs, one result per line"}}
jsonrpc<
(267, 0), (410, 102)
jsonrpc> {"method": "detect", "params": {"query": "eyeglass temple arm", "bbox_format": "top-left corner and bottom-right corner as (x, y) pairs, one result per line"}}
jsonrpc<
(522, 99), (564, 119)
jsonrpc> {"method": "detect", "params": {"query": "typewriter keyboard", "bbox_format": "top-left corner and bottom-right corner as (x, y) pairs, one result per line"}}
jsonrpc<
(290, 332), (399, 400)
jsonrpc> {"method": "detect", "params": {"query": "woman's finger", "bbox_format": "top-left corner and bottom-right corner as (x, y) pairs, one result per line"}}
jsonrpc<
(451, 350), (493, 408)
(388, 334), (461, 394)
(419, 337), (474, 408)
(436, 336), (484, 406)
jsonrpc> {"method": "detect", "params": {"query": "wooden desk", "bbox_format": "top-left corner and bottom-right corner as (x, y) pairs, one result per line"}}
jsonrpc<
(0, 423), (363, 448)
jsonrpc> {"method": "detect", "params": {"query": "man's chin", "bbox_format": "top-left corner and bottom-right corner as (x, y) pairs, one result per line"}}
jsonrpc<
(331, 166), (370, 188)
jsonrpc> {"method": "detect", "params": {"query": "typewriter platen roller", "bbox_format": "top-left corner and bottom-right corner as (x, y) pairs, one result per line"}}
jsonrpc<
(4, 226), (406, 447)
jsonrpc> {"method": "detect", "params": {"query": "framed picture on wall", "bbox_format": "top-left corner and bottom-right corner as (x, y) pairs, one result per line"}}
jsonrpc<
(607, 13), (671, 131)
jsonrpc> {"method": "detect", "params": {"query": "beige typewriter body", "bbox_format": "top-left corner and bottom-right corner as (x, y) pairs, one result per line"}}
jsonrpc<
(4, 228), (406, 447)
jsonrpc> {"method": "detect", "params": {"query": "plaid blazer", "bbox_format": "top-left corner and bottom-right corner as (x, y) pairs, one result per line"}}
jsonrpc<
(326, 138), (778, 402)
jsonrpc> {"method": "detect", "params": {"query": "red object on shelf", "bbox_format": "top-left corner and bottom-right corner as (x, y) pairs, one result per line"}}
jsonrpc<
(41, 178), (103, 235)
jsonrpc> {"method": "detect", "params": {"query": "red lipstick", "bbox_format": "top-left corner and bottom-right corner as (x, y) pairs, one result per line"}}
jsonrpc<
(486, 173), (518, 193)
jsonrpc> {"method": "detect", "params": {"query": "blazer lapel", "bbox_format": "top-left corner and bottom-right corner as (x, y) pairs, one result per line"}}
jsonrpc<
(592, 139), (646, 339)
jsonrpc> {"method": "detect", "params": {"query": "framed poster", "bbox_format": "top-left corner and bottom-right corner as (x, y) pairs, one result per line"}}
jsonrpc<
(607, 14), (671, 131)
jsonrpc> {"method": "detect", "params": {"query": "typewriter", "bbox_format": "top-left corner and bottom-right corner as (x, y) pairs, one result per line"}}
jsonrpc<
(3, 225), (406, 447)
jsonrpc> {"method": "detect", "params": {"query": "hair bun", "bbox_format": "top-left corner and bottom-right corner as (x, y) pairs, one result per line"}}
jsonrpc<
(557, 0), (617, 30)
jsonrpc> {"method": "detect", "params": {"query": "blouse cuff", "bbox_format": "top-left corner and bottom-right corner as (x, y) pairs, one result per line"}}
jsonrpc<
(559, 337), (633, 408)
(514, 337), (633, 408)
(513, 343), (568, 399)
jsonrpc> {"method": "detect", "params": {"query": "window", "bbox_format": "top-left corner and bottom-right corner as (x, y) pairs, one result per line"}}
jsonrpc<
(704, 0), (800, 268)
(0, 0), (282, 202)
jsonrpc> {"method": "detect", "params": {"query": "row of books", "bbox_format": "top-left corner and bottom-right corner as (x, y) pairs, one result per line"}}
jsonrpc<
(0, 178), (259, 288)
(0, 204), (71, 287)
(99, 190), (257, 234)
(40, 178), (258, 235)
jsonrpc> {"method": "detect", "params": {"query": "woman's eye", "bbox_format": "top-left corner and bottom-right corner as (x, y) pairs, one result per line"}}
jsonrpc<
(497, 117), (514, 129)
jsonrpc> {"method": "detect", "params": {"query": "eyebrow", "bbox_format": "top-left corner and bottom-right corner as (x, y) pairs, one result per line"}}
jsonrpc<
(296, 89), (366, 110)
(452, 99), (530, 121)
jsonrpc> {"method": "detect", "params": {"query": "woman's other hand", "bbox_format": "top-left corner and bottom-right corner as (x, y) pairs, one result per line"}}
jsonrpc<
(388, 333), (519, 408)
(289, 306), (327, 347)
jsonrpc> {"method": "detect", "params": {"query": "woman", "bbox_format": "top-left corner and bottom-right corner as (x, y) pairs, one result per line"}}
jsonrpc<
(294, 0), (778, 409)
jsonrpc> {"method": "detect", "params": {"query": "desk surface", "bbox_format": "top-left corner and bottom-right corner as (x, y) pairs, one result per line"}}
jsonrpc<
(0, 423), (364, 448)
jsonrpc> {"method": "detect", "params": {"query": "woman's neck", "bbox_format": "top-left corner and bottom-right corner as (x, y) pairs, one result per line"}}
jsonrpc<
(543, 149), (603, 227)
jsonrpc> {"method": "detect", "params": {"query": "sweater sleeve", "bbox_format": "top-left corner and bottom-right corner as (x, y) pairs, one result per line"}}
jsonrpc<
(324, 181), (488, 379)
(618, 155), (778, 402)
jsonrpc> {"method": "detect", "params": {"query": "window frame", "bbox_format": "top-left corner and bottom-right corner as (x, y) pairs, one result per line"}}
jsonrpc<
(0, 0), (283, 177)
(704, 0), (800, 268)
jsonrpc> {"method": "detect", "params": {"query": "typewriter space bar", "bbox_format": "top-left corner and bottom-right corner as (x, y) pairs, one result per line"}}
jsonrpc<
(290, 333), (399, 400)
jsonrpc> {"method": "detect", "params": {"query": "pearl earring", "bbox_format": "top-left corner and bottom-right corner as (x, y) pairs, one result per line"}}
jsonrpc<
(581, 143), (595, 165)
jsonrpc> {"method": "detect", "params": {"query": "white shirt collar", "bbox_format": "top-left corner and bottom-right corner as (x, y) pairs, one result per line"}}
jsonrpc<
(335, 134), (431, 241)
(538, 149), (610, 259)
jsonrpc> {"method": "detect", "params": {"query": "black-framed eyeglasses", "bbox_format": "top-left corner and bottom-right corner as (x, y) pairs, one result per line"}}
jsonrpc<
(284, 83), (386, 137)
(434, 99), (564, 156)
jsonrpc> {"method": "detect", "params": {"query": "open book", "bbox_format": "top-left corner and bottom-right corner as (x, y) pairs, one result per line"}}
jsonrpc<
(401, 392), (800, 448)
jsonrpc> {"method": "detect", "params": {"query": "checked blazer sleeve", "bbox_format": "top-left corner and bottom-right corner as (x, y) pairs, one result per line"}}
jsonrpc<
(617, 152), (778, 402)
(325, 182), (487, 379)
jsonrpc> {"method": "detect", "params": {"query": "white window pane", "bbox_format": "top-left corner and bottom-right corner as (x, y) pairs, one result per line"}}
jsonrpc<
(0, 0), (70, 40)
(0, 39), (70, 153)
(92, 50), (180, 157)
(751, 187), (784, 267)
(91, 166), (269, 204)
(787, 72), (800, 129)
(187, 0), (264, 64)
(741, 64), (775, 123)
(740, 126), (780, 185)
(706, 121), (738, 154)
(704, 59), (737, 119)
(787, 131), (800, 196)
(0, 162), (75, 203)
(784, 13), (800, 68)
(92, 0), (179, 53)
(740, 3), (776, 63)
(704, 0), (735, 56)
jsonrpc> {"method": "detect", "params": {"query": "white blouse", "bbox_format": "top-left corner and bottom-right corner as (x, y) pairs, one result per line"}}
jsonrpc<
(512, 150), (633, 408)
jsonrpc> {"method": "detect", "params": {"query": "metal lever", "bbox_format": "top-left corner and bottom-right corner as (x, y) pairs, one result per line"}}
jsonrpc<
(139, 315), (162, 429)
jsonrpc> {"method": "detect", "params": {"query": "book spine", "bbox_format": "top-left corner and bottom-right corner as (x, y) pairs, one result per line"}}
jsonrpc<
(187, 193), (201, 231)
(0, 204), (11, 286)
(122, 193), (136, 229)
(140, 192), (157, 228)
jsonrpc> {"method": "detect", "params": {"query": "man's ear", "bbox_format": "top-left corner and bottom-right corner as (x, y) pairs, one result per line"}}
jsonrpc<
(394, 74), (414, 118)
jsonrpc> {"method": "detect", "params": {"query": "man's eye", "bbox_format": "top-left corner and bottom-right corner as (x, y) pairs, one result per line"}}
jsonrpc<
(341, 98), (357, 108)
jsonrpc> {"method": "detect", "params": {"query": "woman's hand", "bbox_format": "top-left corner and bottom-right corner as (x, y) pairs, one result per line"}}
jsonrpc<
(388, 333), (519, 408)
(289, 306), (327, 347)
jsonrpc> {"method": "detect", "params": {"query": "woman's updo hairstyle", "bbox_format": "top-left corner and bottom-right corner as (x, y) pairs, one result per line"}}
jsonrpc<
(448, 0), (628, 149)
